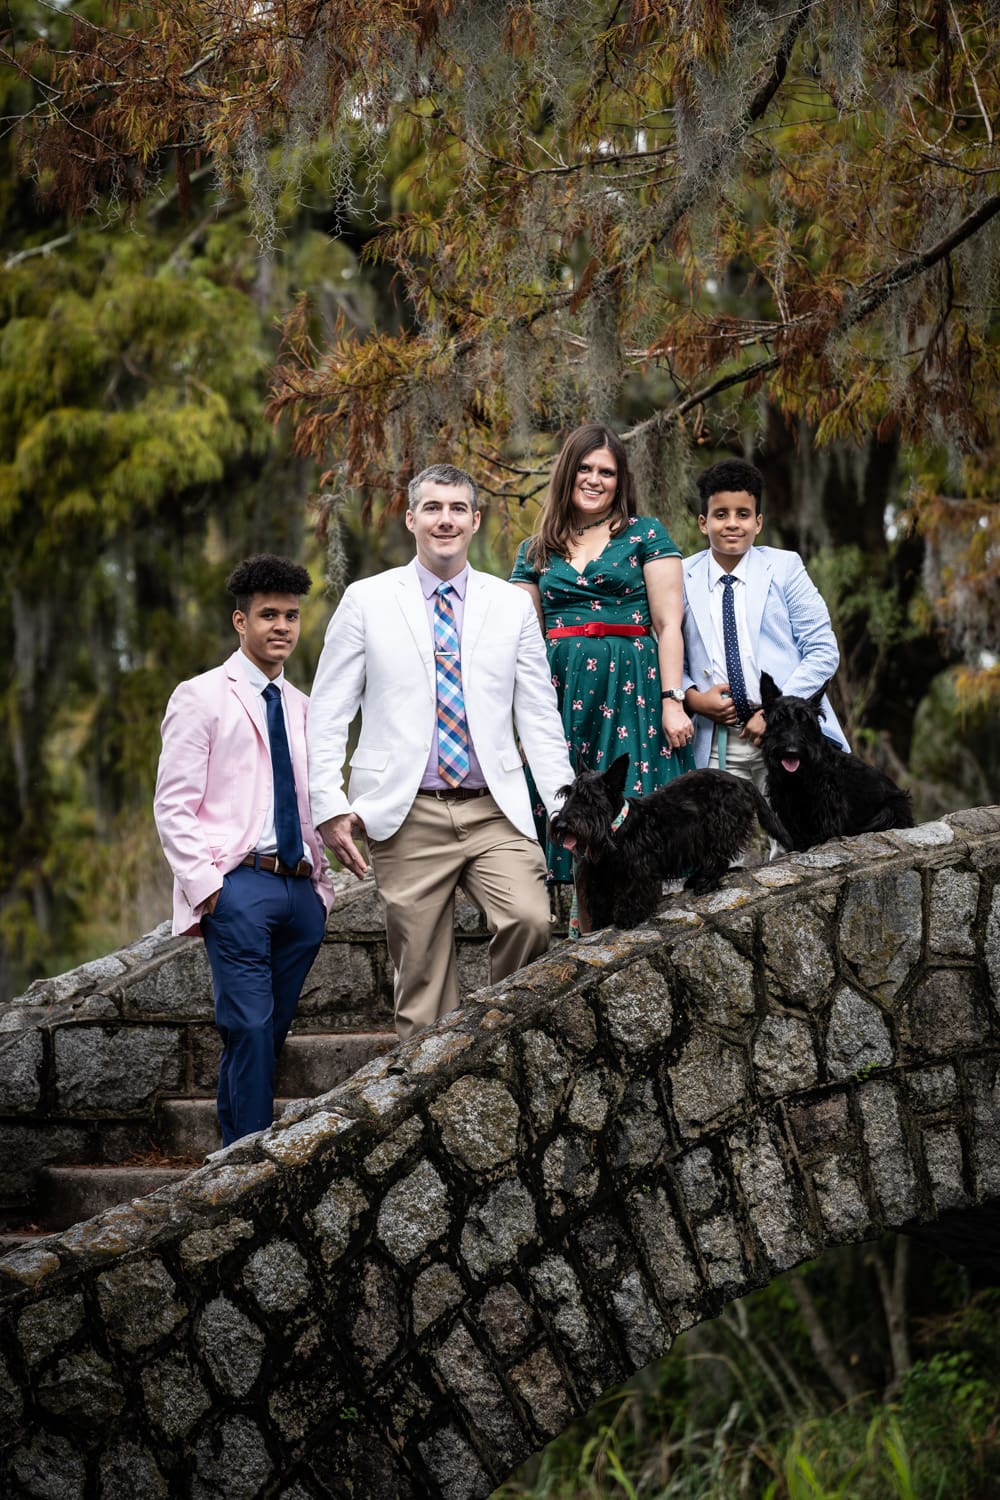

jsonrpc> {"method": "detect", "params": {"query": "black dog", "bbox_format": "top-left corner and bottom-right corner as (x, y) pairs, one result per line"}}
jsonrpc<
(550, 755), (790, 930)
(759, 671), (913, 849)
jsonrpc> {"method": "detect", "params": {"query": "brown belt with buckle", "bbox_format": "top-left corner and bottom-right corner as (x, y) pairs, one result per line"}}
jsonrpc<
(240, 853), (312, 878)
(415, 787), (491, 802)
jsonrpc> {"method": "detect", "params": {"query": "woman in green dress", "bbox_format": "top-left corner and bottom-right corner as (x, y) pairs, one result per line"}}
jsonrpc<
(511, 422), (696, 897)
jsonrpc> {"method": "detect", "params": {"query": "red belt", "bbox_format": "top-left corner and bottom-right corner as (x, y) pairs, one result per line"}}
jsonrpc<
(546, 623), (650, 640)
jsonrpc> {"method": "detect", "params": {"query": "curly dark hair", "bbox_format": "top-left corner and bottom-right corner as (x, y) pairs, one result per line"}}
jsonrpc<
(225, 555), (312, 612)
(695, 459), (763, 515)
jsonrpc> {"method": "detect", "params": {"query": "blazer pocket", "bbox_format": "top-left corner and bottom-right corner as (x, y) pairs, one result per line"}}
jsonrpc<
(350, 747), (390, 772)
(499, 749), (525, 773)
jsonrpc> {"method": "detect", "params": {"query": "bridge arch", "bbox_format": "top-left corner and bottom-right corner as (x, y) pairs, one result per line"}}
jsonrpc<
(1, 807), (998, 1498)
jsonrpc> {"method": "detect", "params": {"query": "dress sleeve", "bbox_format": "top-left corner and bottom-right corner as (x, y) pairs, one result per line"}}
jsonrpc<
(637, 515), (681, 563)
(510, 537), (541, 585)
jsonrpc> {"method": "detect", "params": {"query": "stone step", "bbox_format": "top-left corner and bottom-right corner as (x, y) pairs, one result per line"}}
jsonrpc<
(35, 1165), (193, 1233)
(157, 1097), (307, 1159)
(276, 1031), (397, 1097)
(0, 1229), (47, 1255)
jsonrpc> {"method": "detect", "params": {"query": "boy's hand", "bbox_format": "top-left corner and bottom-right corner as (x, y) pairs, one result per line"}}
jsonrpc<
(685, 684), (740, 726)
(740, 708), (767, 746)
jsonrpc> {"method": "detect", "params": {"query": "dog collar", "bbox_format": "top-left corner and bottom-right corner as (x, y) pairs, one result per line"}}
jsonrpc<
(612, 803), (630, 832)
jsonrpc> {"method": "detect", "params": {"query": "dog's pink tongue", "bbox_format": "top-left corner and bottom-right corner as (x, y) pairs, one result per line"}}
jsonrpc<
(781, 756), (800, 773)
(560, 835), (578, 853)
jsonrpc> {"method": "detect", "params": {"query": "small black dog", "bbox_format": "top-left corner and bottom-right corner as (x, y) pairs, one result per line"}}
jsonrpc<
(550, 755), (790, 930)
(759, 671), (913, 849)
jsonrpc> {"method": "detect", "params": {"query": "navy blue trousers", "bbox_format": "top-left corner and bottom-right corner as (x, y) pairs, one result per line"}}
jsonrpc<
(201, 864), (326, 1146)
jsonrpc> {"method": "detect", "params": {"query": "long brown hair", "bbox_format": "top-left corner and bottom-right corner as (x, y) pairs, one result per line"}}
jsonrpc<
(526, 424), (636, 569)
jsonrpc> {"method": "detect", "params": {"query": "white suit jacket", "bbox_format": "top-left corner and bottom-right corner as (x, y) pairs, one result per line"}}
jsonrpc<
(308, 561), (574, 841)
(154, 651), (336, 936)
(682, 545), (849, 769)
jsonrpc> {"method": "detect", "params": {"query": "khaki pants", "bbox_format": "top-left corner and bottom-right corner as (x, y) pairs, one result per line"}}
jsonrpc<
(368, 793), (550, 1040)
(709, 728), (778, 863)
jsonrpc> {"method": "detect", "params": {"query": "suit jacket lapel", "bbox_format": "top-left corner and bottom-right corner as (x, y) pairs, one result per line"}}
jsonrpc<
(226, 652), (267, 748)
(460, 567), (489, 666)
(395, 563), (436, 695)
(745, 548), (772, 649)
(684, 554), (713, 665)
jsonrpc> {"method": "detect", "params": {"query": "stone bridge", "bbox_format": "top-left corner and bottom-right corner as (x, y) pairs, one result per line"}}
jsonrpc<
(1, 807), (999, 1499)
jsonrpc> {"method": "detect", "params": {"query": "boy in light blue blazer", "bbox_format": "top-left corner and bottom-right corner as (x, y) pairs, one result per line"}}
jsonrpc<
(681, 459), (849, 792)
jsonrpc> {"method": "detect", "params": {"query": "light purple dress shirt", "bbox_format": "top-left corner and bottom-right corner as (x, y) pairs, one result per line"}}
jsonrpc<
(415, 560), (486, 789)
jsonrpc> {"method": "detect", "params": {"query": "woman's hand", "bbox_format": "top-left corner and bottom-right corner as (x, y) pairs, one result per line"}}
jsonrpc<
(661, 696), (694, 751)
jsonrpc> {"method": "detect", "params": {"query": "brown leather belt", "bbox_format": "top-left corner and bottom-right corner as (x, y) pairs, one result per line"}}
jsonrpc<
(240, 853), (312, 878)
(546, 623), (650, 639)
(416, 786), (490, 802)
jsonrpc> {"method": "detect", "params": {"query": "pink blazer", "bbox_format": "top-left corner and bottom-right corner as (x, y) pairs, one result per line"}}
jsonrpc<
(154, 651), (335, 936)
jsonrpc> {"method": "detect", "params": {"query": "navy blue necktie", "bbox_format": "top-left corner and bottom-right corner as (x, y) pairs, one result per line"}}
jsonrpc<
(263, 683), (303, 869)
(721, 576), (753, 723)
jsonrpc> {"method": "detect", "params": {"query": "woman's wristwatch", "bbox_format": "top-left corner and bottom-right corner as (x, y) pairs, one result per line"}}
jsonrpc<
(661, 687), (686, 702)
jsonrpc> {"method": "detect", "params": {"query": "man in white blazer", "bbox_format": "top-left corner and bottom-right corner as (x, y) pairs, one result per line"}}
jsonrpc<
(308, 464), (574, 1040)
(682, 459), (849, 787)
(154, 555), (335, 1145)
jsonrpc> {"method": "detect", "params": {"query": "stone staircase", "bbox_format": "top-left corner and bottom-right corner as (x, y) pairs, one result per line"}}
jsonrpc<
(0, 878), (497, 1250)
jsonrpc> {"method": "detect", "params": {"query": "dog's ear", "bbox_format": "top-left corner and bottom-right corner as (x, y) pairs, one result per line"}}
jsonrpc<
(603, 753), (630, 802)
(759, 671), (781, 707)
(575, 748), (589, 775)
(809, 682), (828, 718)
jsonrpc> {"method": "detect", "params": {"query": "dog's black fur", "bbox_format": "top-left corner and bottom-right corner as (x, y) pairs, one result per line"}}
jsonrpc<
(550, 755), (790, 930)
(758, 671), (913, 849)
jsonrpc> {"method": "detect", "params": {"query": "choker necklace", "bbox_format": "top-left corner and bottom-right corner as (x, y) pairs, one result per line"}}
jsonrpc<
(573, 512), (612, 536)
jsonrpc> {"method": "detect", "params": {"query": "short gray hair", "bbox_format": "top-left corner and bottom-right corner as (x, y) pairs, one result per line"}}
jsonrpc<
(407, 464), (479, 511)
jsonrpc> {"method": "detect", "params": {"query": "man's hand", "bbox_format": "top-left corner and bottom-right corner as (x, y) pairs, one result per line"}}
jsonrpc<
(685, 684), (740, 726)
(318, 813), (370, 879)
(202, 887), (222, 916)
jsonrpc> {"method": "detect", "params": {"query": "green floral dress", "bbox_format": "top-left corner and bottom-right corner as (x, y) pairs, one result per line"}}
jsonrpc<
(511, 515), (696, 882)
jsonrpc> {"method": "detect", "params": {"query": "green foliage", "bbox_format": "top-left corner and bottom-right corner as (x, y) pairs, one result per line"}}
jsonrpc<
(494, 1255), (1000, 1500)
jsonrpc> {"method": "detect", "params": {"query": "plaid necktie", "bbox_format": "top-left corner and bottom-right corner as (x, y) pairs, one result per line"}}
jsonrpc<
(263, 683), (304, 868)
(721, 575), (753, 723)
(433, 583), (469, 786)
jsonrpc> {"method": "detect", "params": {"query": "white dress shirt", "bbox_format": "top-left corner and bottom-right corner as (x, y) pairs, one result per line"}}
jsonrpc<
(707, 551), (761, 708)
(236, 653), (311, 866)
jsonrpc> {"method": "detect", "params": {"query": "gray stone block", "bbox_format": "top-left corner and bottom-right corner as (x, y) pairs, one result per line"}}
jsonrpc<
(600, 958), (674, 1051)
(825, 986), (893, 1081)
(413, 1263), (463, 1335)
(99, 1439), (169, 1500)
(197, 1296), (265, 1398)
(18, 1295), (84, 1366)
(671, 930), (756, 1027)
(192, 1415), (273, 1499)
(97, 1257), (186, 1352)
(475, 1280), (536, 1356)
(906, 969), (990, 1054)
(810, 1153), (870, 1240)
(753, 1014), (819, 1096)
(0, 1030), (44, 1112)
(434, 1323), (525, 1470)
(840, 871), (922, 998)
(377, 1160), (449, 1264)
(510, 1346), (576, 1437)
(859, 1082), (918, 1224)
(730, 1119), (813, 1269)
(244, 1239), (314, 1314)
(461, 1178), (537, 1278)
(611, 1266), (668, 1368)
(120, 942), (213, 1019)
(670, 1033), (750, 1133)
(53, 1025), (183, 1114)
(141, 1353), (213, 1438)
(37, 1349), (124, 1422)
(928, 869), (978, 956)
(923, 1126), (967, 1211)
(762, 902), (836, 1006)
(430, 1076), (520, 1169)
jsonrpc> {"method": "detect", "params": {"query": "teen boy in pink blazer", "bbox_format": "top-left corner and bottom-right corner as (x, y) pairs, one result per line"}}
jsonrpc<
(154, 556), (334, 1146)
